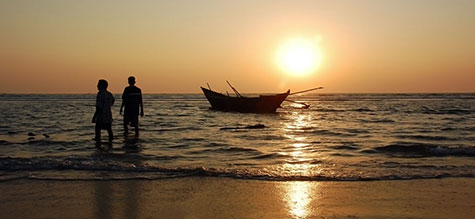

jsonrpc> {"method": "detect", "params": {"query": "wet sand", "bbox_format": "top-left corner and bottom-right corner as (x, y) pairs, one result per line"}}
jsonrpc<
(1, 178), (474, 218)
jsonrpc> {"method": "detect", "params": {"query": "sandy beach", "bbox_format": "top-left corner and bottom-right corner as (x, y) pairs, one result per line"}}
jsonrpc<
(1, 177), (474, 219)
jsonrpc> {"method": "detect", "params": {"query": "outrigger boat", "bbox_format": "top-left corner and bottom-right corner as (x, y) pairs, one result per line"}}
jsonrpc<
(201, 81), (324, 113)
(201, 81), (289, 113)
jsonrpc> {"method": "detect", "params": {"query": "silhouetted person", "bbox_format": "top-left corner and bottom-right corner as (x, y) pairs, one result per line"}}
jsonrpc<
(120, 76), (144, 137)
(93, 79), (115, 144)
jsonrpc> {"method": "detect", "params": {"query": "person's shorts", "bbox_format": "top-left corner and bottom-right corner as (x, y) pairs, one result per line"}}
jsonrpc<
(124, 113), (139, 126)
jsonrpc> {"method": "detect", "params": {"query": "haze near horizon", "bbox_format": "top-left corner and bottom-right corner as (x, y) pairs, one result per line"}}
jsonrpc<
(1, 0), (474, 94)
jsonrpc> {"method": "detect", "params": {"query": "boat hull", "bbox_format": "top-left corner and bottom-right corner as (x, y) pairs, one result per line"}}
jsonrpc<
(201, 87), (289, 113)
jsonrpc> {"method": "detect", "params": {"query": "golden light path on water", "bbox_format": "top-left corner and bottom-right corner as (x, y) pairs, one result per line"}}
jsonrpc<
(281, 112), (321, 218)
(285, 181), (316, 218)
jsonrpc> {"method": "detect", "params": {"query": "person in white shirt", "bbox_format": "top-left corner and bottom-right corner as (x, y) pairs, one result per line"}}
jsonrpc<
(92, 79), (115, 144)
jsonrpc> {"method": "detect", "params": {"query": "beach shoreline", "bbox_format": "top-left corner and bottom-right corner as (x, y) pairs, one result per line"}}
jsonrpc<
(1, 177), (474, 219)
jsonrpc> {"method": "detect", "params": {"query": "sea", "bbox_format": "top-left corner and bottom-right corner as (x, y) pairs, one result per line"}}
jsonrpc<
(0, 93), (474, 181)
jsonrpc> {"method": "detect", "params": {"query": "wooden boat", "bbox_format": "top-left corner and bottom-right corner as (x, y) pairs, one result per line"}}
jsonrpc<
(201, 87), (290, 113)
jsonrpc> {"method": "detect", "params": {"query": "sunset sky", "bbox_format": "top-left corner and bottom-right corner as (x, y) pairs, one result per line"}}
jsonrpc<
(1, 0), (474, 94)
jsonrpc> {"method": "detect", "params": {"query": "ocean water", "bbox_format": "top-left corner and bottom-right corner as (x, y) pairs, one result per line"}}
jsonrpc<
(0, 93), (474, 181)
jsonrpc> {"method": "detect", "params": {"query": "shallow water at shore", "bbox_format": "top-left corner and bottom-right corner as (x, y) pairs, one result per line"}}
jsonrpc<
(0, 93), (474, 181)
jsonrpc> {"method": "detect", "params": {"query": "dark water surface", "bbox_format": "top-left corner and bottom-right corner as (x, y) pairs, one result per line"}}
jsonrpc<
(0, 93), (474, 181)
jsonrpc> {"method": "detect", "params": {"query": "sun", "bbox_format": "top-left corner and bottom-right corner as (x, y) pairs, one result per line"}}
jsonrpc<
(276, 37), (322, 76)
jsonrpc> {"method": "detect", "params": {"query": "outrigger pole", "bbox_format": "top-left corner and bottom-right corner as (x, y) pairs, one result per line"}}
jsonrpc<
(285, 86), (324, 109)
(289, 87), (324, 96)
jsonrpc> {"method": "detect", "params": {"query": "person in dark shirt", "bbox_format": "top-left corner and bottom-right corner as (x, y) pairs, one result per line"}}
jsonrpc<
(93, 79), (115, 144)
(120, 76), (144, 137)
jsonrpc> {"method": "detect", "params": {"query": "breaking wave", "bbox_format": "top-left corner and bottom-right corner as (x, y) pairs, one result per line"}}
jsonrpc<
(1, 156), (474, 182)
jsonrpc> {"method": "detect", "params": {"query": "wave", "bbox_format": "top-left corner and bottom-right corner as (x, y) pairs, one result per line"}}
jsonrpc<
(188, 147), (262, 155)
(313, 108), (374, 113)
(308, 129), (357, 137)
(314, 108), (346, 112)
(1, 156), (474, 182)
(242, 135), (287, 141)
(250, 153), (290, 160)
(395, 135), (455, 141)
(332, 145), (360, 150)
(0, 138), (86, 147)
(420, 108), (473, 115)
(155, 127), (203, 132)
(358, 118), (395, 123)
(441, 126), (475, 132)
(353, 107), (374, 112)
(363, 142), (475, 157)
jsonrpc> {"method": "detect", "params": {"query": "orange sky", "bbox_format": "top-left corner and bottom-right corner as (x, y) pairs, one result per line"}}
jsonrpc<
(1, 0), (474, 93)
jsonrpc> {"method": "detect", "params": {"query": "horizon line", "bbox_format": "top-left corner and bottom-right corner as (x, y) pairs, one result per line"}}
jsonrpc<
(1, 92), (475, 95)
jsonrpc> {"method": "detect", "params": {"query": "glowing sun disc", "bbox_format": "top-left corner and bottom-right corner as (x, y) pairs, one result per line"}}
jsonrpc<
(276, 38), (322, 76)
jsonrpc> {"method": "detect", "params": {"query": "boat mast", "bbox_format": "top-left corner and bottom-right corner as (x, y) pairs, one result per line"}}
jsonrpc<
(226, 81), (242, 97)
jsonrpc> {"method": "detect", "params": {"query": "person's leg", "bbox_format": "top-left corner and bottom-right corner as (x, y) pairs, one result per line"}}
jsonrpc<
(123, 117), (129, 135)
(132, 115), (139, 137)
(134, 123), (139, 137)
(95, 124), (101, 142)
(106, 124), (113, 142)
(95, 124), (102, 148)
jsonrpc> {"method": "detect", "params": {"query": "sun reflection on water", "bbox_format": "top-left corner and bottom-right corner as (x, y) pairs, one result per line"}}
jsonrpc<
(280, 112), (319, 175)
(281, 112), (320, 218)
(285, 181), (316, 219)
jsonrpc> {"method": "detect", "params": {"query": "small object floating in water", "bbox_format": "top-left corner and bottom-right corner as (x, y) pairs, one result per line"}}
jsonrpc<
(43, 134), (50, 138)
(245, 124), (266, 129)
(27, 132), (35, 136)
(220, 124), (267, 130)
